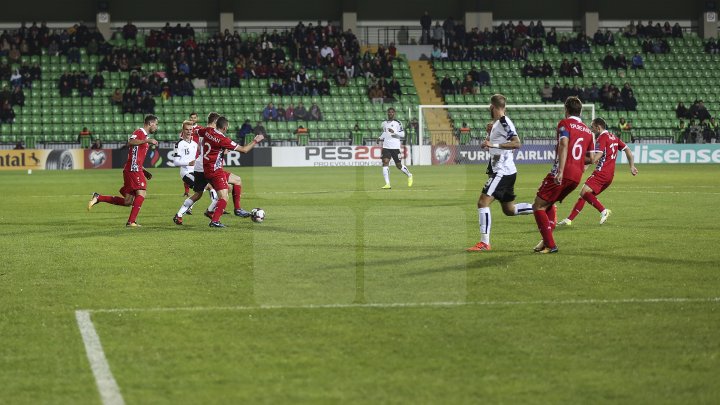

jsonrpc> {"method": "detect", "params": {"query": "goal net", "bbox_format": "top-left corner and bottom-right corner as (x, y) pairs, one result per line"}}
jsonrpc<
(415, 103), (596, 147)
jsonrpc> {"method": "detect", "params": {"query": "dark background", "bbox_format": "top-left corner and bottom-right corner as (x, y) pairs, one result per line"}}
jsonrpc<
(0, 0), (710, 23)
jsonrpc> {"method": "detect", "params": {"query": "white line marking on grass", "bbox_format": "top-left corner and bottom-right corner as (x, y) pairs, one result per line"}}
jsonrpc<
(40, 186), (720, 199)
(75, 310), (125, 405)
(87, 297), (720, 314)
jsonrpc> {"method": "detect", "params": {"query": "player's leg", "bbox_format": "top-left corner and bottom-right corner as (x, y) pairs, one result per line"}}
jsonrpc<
(183, 182), (190, 197)
(532, 195), (558, 253)
(207, 174), (230, 226)
(546, 204), (558, 230)
(227, 173), (251, 217)
(500, 201), (534, 216)
(126, 189), (146, 227)
(532, 177), (562, 253)
(467, 193), (494, 251)
(210, 188), (230, 226)
(176, 173), (205, 221)
(88, 191), (126, 210)
(205, 185), (220, 217)
(497, 174), (532, 217)
(381, 151), (391, 188)
(561, 184), (593, 226)
(89, 181), (130, 210)
(393, 150), (413, 186)
(577, 178), (611, 223)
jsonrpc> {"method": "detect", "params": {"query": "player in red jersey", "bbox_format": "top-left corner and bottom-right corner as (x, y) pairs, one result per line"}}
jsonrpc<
(532, 97), (595, 253)
(88, 114), (159, 227)
(173, 112), (220, 225)
(202, 117), (265, 228)
(202, 116), (264, 227)
(557, 117), (638, 226)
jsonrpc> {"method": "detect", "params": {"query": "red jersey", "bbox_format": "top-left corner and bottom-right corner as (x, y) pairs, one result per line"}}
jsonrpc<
(592, 130), (627, 179)
(124, 128), (150, 172)
(550, 116), (594, 183)
(202, 128), (237, 177)
(192, 126), (207, 172)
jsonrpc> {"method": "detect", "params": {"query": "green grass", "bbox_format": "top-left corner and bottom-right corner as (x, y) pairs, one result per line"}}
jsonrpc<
(1, 164), (719, 404)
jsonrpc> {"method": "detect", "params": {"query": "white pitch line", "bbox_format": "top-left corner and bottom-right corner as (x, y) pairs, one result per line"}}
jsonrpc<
(33, 186), (720, 199)
(87, 296), (720, 314)
(75, 310), (125, 405)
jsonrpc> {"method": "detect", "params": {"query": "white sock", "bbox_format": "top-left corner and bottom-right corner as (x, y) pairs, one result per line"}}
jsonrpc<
(382, 166), (390, 184)
(177, 198), (194, 217)
(514, 202), (533, 215)
(207, 191), (219, 212)
(400, 165), (412, 177)
(479, 207), (491, 244)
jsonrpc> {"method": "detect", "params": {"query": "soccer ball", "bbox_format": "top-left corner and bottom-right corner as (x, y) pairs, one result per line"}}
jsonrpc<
(251, 208), (265, 223)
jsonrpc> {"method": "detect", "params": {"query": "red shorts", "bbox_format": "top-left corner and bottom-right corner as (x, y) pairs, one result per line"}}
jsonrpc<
(224, 170), (231, 181)
(207, 172), (229, 191)
(584, 173), (613, 195)
(119, 170), (147, 195)
(536, 173), (580, 204)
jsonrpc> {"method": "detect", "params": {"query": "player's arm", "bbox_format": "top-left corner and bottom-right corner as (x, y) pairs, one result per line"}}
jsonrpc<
(376, 131), (386, 144)
(555, 136), (569, 184)
(624, 147), (638, 176)
(234, 134), (264, 153)
(483, 134), (521, 150)
(128, 137), (158, 146)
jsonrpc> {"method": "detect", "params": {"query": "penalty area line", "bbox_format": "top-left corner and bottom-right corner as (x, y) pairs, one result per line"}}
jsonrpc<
(75, 310), (125, 405)
(87, 296), (720, 314)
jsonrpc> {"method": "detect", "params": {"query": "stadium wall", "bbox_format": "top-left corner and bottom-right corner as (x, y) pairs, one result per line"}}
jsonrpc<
(0, 0), (705, 23)
(430, 144), (720, 166)
(271, 145), (432, 167)
(3, 145), (718, 171)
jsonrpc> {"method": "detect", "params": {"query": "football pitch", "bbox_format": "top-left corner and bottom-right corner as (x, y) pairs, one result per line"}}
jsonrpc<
(1, 163), (719, 404)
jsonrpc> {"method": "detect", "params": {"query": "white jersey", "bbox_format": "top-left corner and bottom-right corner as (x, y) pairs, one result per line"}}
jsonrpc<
(193, 127), (205, 173)
(380, 119), (405, 150)
(173, 139), (198, 178)
(487, 116), (518, 176)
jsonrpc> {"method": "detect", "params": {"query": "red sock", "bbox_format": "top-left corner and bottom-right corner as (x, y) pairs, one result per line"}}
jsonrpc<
(567, 198), (586, 221)
(232, 185), (241, 210)
(212, 199), (227, 222)
(184, 183), (190, 194)
(98, 195), (126, 206)
(547, 204), (557, 230)
(582, 193), (605, 213)
(533, 210), (556, 249)
(127, 195), (144, 224)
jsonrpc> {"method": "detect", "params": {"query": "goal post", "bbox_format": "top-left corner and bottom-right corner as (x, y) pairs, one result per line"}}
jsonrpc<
(416, 103), (596, 147)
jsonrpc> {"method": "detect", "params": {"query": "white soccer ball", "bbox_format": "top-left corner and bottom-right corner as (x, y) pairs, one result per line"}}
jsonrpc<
(251, 208), (265, 223)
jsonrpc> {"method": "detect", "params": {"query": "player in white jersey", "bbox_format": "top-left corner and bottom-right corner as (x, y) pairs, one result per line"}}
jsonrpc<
(467, 94), (534, 252)
(173, 120), (199, 189)
(376, 107), (413, 189)
(177, 112), (201, 196)
(173, 112), (220, 225)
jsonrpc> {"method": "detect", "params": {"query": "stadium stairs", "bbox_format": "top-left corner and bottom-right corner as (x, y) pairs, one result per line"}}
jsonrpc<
(409, 60), (454, 144)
